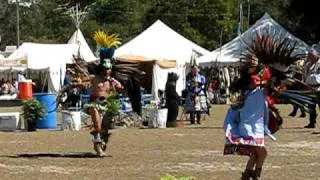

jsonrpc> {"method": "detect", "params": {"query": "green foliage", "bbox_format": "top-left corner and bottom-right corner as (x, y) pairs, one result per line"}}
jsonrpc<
(0, 0), (318, 51)
(284, 0), (320, 44)
(105, 91), (121, 118)
(22, 99), (46, 123)
(160, 174), (195, 180)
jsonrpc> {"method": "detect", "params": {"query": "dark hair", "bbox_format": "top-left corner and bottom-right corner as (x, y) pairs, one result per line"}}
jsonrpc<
(229, 66), (251, 93)
(167, 72), (179, 81)
(191, 65), (199, 69)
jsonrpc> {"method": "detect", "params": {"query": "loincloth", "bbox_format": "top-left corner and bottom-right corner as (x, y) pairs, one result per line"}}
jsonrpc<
(83, 96), (108, 114)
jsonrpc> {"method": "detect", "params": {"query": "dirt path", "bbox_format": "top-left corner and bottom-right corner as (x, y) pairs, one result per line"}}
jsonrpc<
(0, 105), (319, 180)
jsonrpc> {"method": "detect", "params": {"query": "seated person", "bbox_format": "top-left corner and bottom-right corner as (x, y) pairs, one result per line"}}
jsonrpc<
(7, 81), (16, 95)
(1, 81), (9, 95)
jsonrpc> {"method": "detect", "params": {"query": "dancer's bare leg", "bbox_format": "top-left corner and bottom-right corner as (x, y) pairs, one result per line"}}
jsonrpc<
(254, 147), (267, 168)
(242, 150), (257, 180)
(253, 146), (268, 179)
(89, 107), (102, 133)
(246, 152), (257, 170)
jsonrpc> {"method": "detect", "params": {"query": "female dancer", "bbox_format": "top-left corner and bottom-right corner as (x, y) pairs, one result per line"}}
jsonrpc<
(224, 63), (274, 180)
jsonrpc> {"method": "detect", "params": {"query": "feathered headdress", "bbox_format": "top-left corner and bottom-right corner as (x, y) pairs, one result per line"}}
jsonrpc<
(94, 30), (122, 49)
(231, 29), (314, 133)
(93, 30), (145, 83)
(239, 29), (309, 89)
(241, 30), (305, 71)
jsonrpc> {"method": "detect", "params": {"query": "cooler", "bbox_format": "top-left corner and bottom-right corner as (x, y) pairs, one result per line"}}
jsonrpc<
(18, 80), (33, 100)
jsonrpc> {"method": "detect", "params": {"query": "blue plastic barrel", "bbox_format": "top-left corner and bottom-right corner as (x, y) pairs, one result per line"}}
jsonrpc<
(33, 93), (57, 129)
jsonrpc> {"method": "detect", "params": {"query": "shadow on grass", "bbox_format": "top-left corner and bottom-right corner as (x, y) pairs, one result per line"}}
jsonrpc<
(137, 125), (222, 130)
(1, 152), (111, 159)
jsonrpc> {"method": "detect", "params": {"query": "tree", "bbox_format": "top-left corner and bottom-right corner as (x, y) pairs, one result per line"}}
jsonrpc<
(0, 1), (8, 19)
(285, 0), (320, 44)
(89, 0), (154, 43)
(0, 0), (318, 51)
(145, 0), (239, 50)
(0, 3), (17, 48)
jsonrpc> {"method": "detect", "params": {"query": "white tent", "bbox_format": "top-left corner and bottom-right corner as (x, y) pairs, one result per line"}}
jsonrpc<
(197, 13), (310, 65)
(115, 20), (209, 64)
(68, 28), (98, 62)
(115, 20), (210, 99)
(6, 42), (94, 93)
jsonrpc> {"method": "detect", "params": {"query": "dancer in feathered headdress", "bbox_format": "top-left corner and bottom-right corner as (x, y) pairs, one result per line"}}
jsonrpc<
(58, 30), (145, 156)
(224, 29), (313, 179)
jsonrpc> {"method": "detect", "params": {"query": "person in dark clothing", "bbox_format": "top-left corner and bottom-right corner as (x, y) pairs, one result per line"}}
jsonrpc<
(288, 70), (306, 117)
(126, 77), (142, 115)
(304, 48), (320, 128)
(288, 105), (306, 117)
(165, 72), (180, 124)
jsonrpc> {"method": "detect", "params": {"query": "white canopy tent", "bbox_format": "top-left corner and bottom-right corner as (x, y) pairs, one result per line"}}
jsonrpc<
(197, 13), (310, 66)
(68, 28), (98, 62)
(115, 20), (209, 99)
(6, 42), (95, 93)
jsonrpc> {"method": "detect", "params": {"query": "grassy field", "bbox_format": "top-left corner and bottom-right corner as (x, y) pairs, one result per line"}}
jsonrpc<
(0, 105), (319, 180)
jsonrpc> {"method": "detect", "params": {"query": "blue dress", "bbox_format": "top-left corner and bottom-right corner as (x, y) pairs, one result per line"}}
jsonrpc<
(223, 88), (273, 156)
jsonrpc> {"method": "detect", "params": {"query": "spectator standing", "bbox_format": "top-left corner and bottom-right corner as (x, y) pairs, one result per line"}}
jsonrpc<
(304, 47), (320, 128)
(185, 65), (208, 124)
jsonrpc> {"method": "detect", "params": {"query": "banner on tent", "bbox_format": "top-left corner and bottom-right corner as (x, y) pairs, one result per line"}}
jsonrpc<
(0, 58), (27, 68)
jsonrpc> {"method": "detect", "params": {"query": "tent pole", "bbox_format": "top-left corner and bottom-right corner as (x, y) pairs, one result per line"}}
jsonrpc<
(239, 0), (243, 32)
(219, 29), (223, 62)
(247, 0), (250, 27)
(41, 71), (49, 92)
(59, 65), (63, 92)
(16, 0), (20, 48)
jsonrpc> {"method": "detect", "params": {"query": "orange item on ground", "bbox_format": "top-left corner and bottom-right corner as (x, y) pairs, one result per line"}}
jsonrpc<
(18, 80), (33, 100)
